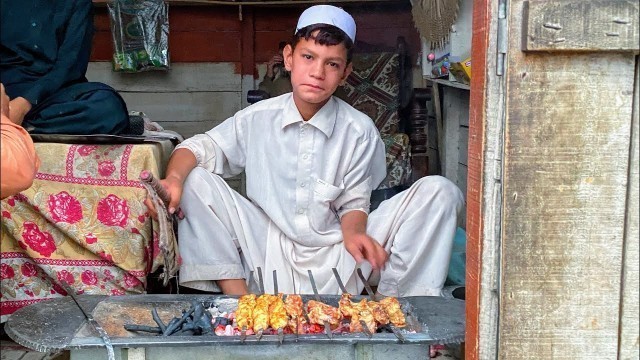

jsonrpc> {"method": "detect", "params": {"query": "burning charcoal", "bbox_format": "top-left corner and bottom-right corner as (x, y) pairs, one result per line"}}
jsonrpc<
(124, 324), (162, 334)
(163, 303), (196, 336)
(152, 307), (167, 333)
(200, 309), (213, 335)
(214, 317), (229, 327)
(163, 318), (181, 336)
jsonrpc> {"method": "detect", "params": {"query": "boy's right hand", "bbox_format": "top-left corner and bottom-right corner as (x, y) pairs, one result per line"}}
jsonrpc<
(144, 175), (185, 220)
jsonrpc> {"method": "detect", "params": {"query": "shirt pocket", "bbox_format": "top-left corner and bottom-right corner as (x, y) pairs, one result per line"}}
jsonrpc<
(312, 178), (343, 201)
(309, 179), (343, 231)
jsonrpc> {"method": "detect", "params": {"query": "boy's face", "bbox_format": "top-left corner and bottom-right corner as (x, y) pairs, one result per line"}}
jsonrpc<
(283, 31), (352, 108)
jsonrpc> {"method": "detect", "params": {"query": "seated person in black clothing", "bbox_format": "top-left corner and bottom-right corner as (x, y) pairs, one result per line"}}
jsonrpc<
(0, 0), (129, 135)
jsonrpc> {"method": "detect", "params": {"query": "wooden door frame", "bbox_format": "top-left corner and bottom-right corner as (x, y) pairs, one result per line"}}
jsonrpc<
(466, 0), (503, 358)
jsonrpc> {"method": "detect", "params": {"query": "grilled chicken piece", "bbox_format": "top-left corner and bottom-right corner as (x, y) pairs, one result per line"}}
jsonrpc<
(269, 294), (289, 330)
(368, 301), (390, 326)
(352, 299), (376, 334)
(349, 311), (363, 333)
(284, 294), (306, 333)
(253, 294), (275, 332)
(236, 294), (256, 330)
(379, 297), (406, 327)
(306, 300), (341, 326)
(284, 294), (303, 318)
(338, 293), (357, 318)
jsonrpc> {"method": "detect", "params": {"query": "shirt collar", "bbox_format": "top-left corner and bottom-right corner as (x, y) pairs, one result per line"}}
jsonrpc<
(281, 94), (336, 138)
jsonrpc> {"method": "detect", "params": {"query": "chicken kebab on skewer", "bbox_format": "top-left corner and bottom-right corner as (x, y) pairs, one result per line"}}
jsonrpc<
(252, 294), (275, 340)
(284, 294), (306, 334)
(270, 270), (287, 344)
(235, 293), (256, 341)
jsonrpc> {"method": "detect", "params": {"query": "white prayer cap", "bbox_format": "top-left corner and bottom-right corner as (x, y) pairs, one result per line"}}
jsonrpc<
(295, 5), (356, 43)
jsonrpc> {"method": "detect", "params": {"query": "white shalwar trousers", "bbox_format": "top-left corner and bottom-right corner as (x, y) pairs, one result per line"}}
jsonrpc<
(178, 168), (465, 297)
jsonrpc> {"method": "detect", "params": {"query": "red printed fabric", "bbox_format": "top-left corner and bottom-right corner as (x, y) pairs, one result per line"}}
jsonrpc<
(1, 142), (167, 322)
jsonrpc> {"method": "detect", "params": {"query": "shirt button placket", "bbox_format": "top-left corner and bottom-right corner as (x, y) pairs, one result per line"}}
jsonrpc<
(295, 123), (312, 233)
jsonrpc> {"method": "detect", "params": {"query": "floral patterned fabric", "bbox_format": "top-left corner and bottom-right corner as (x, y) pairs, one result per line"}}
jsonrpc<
(336, 51), (412, 189)
(1, 142), (170, 322)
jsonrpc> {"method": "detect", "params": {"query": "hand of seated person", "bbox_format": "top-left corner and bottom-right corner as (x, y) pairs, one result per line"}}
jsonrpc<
(343, 232), (388, 271)
(8, 97), (31, 126)
(266, 54), (284, 79)
(1, 84), (8, 118)
(144, 174), (185, 220)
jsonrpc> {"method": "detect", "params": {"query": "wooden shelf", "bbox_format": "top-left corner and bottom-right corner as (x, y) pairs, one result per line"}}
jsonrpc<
(427, 78), (470, 91)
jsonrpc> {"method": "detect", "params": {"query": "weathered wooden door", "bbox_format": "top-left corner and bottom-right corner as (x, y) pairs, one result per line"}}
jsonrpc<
(467, 0), (639, 359)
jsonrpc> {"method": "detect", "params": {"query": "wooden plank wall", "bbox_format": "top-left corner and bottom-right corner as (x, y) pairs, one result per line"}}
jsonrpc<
(619, 58), (639, 360)
(442, 87), (469, 201)
(88, 4), (420, 140)
(499, 0), (638, 358)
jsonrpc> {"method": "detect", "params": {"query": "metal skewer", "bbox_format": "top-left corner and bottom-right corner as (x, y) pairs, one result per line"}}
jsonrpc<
(240, 271), (254, 343)
(256, 267), (265, 341)
(292, 269), (300, 342)
(257, 267), (265, 295)
(58, 282), (115, 360)
(332, 268), (372, 338)
(273, 270), (284, 345)
(355, 268), (405, 343)
(360, 320), (373, 339)
(356, 268), (377, 301)
(332, 268), (348, 294)
(307, 270), (333, 339)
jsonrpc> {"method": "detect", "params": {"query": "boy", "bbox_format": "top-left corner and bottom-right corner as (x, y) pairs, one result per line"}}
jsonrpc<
(148, 5), (464, 297)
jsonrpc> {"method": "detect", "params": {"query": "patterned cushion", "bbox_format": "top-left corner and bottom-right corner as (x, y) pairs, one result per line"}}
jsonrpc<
(378, 133), (412, 189)
(338, 52), (400, 135)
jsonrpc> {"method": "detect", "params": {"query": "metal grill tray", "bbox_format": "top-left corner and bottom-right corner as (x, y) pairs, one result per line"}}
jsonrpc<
(6, 294), (464, 352)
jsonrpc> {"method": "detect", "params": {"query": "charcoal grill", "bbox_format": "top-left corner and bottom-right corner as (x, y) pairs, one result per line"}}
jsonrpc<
(5, 294), (464, 360)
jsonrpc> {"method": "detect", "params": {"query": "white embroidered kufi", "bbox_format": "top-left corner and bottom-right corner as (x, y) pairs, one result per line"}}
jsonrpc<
(295, 5), (356, 43)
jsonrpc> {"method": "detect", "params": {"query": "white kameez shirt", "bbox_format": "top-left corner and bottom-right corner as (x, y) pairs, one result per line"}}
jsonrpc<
(176, 93), (386, 247)
(175, 93), (386, 293)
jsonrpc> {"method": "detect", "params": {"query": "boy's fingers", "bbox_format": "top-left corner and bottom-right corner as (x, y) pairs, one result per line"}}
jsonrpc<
(363, 241), (381, 269)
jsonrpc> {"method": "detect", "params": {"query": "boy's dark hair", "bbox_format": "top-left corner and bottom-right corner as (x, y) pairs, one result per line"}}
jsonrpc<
(291, 24), (354, 64)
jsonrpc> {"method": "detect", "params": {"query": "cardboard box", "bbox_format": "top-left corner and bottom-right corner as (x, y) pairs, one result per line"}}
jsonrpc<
(449, 57), (471, 84)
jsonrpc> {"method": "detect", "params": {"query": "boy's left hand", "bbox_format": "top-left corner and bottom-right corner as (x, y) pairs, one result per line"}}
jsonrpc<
(343, 233), (388, 270)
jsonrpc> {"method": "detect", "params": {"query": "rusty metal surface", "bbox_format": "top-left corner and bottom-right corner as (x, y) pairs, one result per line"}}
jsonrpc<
(6, 294), (465, 351)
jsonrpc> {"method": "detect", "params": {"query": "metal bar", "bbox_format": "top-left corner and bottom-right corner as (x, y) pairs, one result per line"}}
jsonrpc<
(257, 267), (265, 295)
(272, 270), (284, 344)
(332, 268), (349, 294)
(273, 270), (278, 295)
(58, 283), (115, 360)
(307, 270), (332, 339)
(360, 320), (373, 339)
(356, 268), (376, 301)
